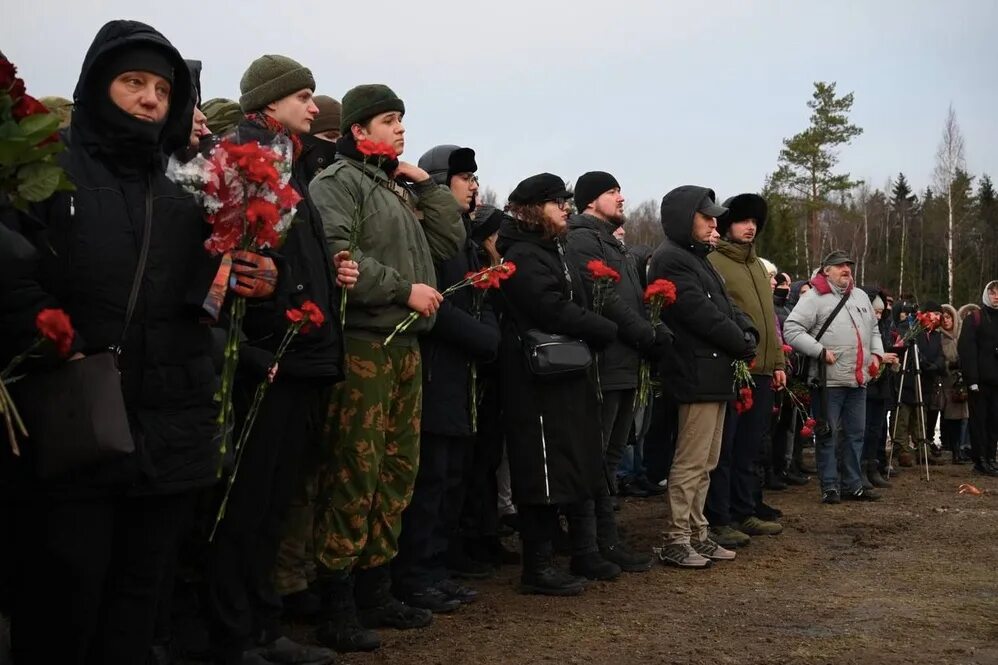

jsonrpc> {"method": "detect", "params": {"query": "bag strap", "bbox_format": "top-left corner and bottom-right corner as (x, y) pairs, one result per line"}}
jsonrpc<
(113, 180), (154, 360)
(814, 290), (850, 343)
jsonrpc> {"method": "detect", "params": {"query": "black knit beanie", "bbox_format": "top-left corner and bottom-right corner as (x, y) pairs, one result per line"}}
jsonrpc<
(574, 171), (620, 215)
(239, 54), (315, 113)
(340, 84), (405, 133)
(100, 45), (175, 84)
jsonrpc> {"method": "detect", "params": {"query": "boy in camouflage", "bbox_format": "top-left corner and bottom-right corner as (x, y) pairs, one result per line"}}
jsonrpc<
(308, 83), (464, 652)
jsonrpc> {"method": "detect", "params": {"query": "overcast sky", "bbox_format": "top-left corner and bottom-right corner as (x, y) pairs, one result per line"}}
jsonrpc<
(4, 0), (997, 206)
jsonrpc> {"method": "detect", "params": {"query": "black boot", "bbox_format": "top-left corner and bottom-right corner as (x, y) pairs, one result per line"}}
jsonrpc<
(354, 565), (432, 630)
(520, 540), (584, 596)
(866, 460), (892, 488)
(765, 467), (788, 491)
(859, 462), (874, 490)
(314, 570), (381, 653)
(569, 551), (621, 581)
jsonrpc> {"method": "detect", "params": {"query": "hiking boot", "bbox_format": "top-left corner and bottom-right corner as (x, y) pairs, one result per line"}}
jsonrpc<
(521, 540), (584, 596)
(859, 466), (874, 490)
(866, 460), (892, 488)
(765, 468), (788, 491)
(656, 542), (711, 569)
(898, 451), (914, 467)
(355, 566), (432, 630)
(314, 571), (381, 653)
(708, 525), (751, 548)
(570, 552), (622, 581)
(434, 579), (478, 604)
(618, 476), (652, 498)
(736, 516), (783, 536)
(254, 636), (336, 665)
(779, 467), (809, 486)
(821, 489), (841, 505)
(397, 586), (461, 614)
(973, 462), (998, 477)
(691, 537), (736, 561)
(599, 543), (653, 573)
(844, 487), (881, 502)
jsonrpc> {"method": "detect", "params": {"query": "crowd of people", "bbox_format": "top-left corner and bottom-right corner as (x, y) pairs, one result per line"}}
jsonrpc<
(2, 19), (997, 665)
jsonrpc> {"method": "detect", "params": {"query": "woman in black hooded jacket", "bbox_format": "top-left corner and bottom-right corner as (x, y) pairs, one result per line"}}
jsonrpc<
(494, 173), (617, 596)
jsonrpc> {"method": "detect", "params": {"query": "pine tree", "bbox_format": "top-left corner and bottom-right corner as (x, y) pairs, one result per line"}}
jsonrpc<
(770, 82), (863, 272)
(891, 173), (916, 296)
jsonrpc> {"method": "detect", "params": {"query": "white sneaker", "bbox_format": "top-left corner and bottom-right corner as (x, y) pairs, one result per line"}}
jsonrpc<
(692, 537), (736, 561)
(654, 542), (711, 568)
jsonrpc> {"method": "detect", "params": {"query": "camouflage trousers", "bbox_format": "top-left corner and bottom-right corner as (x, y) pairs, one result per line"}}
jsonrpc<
(314, 336), (422, 572)
(273, 451), (319, 597)
(892, 403), (928, 452)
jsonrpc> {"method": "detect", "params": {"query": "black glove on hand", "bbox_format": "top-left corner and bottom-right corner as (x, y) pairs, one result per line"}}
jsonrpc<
(645, 325), (674, 360)
(738, 331), (757, 361)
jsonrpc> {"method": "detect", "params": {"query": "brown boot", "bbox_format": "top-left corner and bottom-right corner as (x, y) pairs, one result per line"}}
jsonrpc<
(898, 451), (914, 467)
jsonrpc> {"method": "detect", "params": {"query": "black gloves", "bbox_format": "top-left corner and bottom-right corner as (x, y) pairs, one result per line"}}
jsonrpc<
(644, 324), (674, 360)
(738, 331), (757, 361)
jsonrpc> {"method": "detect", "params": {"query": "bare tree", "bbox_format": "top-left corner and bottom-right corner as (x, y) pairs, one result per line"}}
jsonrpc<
(934, 104), (966, 303)
(623, 200), (663, 248)
(478, 186), (499, 208)
(855, 182), (871, 284)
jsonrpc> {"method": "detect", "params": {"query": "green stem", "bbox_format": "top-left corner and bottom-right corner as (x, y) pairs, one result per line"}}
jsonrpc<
(215, 296), (246, 476)
(1, 337), (45, 381)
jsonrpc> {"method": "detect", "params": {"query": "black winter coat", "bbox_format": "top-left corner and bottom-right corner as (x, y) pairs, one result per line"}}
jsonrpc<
(300, 133), (337, 185)
(420, 214), (501, 437)
(565, 214), (655, 391)
(2, 21), (219, 493)
(495, 217), (617, 506)
(897, 331), (944, 406)
(649, 186), (757, 403)
(234, 120), (344, 383)
(959, 305), (998, 388)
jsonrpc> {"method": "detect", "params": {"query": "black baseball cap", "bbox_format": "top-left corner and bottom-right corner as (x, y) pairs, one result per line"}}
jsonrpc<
(508, 173), (573, 205)
(696, 191), (728, 218)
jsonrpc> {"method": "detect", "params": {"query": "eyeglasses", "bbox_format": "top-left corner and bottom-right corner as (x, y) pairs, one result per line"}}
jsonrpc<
(454, 173), (479, 184)
(547, 198), (569, 210)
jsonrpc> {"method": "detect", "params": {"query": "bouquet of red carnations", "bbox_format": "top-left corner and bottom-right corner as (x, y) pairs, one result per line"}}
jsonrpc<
(732, 359), (756, 414)
(167, 133), (300, 469)
(636, 279), (677, 408)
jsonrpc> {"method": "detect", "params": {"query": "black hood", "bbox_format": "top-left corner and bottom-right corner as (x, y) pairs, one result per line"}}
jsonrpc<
(660, 185), (716, 256)
(186, 59), (202, 104)
(567, 212), (610, 233)
(496, 213), (556, 255)
(71, 20), (194, 166)
(787, 279), (809, 308)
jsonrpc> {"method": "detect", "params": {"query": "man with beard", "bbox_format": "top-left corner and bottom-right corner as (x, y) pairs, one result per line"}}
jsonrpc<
(704, 194), (785, 548)
(391, 145), (501, 612)
(564, 171), (669, 577)
(309, 84), (464, 651)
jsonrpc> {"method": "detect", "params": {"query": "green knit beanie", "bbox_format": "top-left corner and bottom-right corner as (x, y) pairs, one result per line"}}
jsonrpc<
(310, 95), (342, 135)
(239, 54), (315, 113)
(202, 98), (243, 136)
(340, 84), (405, 133)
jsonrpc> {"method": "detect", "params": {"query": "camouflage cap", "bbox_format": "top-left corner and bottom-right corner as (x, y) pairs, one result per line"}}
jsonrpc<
(201, 97), (243, 136)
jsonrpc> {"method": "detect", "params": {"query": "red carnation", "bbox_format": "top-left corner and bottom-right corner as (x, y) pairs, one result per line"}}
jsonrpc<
(8, 77), (25, 103)
(800, 426), (814, 437)
(285, 308), (305, 325)
(356, 139), (397, 160)
(35, 308), (75, 358)
(805, 417), (817, 428)
(782, 344), (793, 354)
(496, 261), (517, 279)
(644, 279), (677, 306)
(586, 259), (621, 283)
(246, 197), (280, 227)
(299, 300), (325, 332)
(868, 361), (880, 378)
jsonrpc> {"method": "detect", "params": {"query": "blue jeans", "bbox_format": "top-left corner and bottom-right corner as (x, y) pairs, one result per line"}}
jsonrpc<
(811, 387), (866, 493)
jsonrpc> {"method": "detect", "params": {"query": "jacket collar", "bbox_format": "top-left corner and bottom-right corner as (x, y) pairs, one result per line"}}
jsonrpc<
(715, 239), (756, 264)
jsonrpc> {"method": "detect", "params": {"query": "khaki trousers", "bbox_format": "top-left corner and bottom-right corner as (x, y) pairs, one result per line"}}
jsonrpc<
(663, 402), (726, 544)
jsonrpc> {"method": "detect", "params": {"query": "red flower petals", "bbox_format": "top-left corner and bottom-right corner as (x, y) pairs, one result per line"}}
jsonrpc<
(35, 308), (74, 358)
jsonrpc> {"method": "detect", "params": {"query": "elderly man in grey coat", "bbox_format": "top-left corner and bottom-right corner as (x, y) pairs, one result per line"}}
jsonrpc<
(783, 251), (885, 504)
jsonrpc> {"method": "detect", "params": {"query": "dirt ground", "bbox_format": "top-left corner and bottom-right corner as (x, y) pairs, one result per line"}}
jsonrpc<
(318, 462), (998, 665)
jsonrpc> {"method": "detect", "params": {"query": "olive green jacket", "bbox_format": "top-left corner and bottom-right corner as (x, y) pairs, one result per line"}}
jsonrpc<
(708, 240), (785, 376)
(310, 156), (464, 343)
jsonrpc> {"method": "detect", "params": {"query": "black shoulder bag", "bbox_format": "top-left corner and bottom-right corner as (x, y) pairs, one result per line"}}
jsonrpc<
(794, 290), (850, 385)
(13, 185), (154, 479)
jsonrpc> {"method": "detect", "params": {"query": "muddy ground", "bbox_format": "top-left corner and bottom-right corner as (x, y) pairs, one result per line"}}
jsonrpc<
(317, 462), (997, 665)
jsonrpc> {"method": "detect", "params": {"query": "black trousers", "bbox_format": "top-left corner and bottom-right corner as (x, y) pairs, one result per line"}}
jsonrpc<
(706, 376), (775, 525)
(208, 377), (329, 663)
(460, 378), (503, 542)
(643, 392), (678, 484)
(968, 386), (998, 464)
(864, 397), (889, 462)
(10, 489), (194, 665)
(393, 433), (471, 592)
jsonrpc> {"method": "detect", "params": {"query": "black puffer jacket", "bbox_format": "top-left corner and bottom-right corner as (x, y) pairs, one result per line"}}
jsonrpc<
(2, 21), (220, 493)
(565, 213), (657, 391)
(300, 133), (337, 185)
(420, 214), (501, 437)
(495, 216), (617, 505)
(863, 286), (896, 401)
(648, 186), (757, 403)
(958, 281), (998, 388)
(233, 119), (344, 383)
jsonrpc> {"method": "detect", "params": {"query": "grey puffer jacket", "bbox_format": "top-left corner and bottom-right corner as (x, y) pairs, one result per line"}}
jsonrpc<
(784, 274), (885, 388)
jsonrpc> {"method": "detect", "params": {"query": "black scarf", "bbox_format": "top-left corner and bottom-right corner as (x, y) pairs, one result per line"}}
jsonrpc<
(335, 134), (399, 175)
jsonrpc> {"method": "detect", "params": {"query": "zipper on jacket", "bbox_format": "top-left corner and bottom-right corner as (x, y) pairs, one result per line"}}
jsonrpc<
(538, 413), (551, 502)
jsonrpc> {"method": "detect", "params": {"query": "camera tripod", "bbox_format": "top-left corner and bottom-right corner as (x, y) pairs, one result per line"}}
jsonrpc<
(887, 342), (932, 481)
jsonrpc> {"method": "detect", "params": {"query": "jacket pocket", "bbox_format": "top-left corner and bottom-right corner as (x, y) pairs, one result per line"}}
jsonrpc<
(693, 348), (734, 397)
